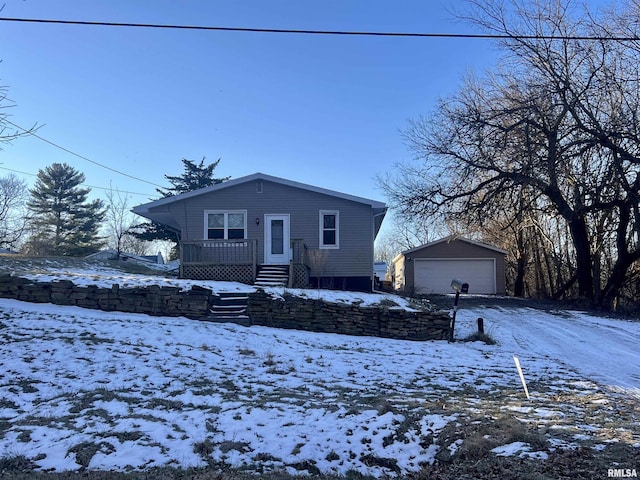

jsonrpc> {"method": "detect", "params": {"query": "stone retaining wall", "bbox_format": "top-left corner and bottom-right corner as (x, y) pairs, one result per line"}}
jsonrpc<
(0, 275), (211, 318)
(247, 290), (450, 341)
(0, 274), (451, 341)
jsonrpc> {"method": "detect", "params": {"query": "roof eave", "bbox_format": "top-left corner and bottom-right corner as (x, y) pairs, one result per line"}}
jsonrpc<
(132, 172), (387, 211)
(401, 235), (508, 256)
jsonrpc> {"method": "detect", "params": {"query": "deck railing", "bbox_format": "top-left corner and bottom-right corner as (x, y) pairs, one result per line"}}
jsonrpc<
(180, 238), (310, 286)
(181, 239), (310, 266)
(180, 239), (258, 266)
(289, 239), (309, 288)
(290, 238), (307, 265)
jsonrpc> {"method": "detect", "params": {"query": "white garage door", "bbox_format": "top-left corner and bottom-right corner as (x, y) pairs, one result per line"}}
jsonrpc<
(414, 258), (496, 294)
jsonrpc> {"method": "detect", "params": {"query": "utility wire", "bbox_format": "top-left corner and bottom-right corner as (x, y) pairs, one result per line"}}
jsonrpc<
(3, 119), (166, 190)
(0, 166), (157, 197)
(1, 16), (639, 41)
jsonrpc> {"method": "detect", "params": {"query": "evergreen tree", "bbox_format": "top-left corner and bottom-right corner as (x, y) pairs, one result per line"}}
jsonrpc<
(157, 157), (229, 198)
(133, 157), (229, 244)
(25, 163), (106, 256)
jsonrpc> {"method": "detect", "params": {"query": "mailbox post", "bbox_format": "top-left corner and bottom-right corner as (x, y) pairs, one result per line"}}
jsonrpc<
(449, 279), (469, 343)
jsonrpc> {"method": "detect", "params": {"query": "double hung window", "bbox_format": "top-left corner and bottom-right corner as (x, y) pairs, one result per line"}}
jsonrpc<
(320, 210), (339, 249)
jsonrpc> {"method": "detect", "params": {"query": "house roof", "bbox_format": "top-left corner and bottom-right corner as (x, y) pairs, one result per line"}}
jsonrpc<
(132, 172), (388, 236)
(400, 235), (508, 257)
(133, 172), (387, 212)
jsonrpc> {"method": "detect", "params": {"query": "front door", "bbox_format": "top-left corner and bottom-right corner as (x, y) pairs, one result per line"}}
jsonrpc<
(264, 214), (290, 264)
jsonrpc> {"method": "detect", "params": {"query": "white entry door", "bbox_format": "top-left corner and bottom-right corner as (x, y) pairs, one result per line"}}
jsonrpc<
(264, 214), (290, 264)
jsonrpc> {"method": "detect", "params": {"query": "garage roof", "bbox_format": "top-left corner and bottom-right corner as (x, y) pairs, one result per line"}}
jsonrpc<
(401, 235), (508, 256)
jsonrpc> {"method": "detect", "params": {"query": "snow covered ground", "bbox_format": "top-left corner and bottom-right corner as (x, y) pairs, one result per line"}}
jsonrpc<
(0, 260), (638, 476)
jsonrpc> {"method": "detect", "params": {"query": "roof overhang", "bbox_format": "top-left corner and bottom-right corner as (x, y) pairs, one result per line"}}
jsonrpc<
(373, 207), (388, 239)
(401, 235), (508, 256)
(134, 172), (386, 211)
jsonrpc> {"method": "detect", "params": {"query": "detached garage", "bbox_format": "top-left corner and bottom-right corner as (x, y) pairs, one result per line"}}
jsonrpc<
(393, 236), (507, 295)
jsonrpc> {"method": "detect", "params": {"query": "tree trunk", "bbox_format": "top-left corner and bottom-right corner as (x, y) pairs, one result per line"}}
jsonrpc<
(514, 254), (527, 297)
(600, 206), (639, 309)
(513, 224), (528, 297)
(601, 257), (628, 310)
(568, 217), (594, 302)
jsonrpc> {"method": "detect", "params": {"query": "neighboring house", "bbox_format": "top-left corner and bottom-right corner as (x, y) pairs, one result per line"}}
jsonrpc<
(373, 261), (388, 282)
(393, 236), (507, 295)
(141, 252), (166, 265)
(86, 250), (165, 265)
(373, 261), (390, 291)
(132, 173), (387, 291)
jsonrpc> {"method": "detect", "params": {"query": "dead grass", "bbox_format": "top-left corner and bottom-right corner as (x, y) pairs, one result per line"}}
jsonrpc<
(0, 464), (354, 479)
(444, 415), (548, 462)
(1, 444), (639, 480)
(460, 331), (497, 345)
(66, 441), (116, 469)
(414, 443), (640, 480)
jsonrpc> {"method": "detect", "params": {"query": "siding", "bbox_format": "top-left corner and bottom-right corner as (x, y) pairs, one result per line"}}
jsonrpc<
(149, 179), (375, 277)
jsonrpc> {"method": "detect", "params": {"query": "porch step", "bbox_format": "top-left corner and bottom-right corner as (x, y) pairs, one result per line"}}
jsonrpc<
(255, 265), (289, 287)
(206, 292), (250, 325)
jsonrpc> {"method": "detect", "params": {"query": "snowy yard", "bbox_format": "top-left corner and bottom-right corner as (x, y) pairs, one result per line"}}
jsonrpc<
(0, 259), (639, 477)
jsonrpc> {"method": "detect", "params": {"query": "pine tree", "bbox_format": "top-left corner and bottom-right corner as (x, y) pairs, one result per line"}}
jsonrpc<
(133, 157), (229, 244)
(26, 163), (106, 256)
(157, 157), (229, 198)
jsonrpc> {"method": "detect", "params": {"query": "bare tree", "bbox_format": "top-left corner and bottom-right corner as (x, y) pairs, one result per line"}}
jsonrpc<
(307, 248), (329, 291)
(0, 76), (39, 251)
(0, 83), (37, 147)
(104, 186), (138, 259)
(381, 0), (640, 309)
(374, 211), (444, 263)
(0, 75), (38, 251)
(374, 230), (398, 266)
(0, 173), (28, 249)
(122, 235), (151, 257)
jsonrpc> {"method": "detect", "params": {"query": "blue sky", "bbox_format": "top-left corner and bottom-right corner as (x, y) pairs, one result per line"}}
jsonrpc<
(0, 0), (605, 211)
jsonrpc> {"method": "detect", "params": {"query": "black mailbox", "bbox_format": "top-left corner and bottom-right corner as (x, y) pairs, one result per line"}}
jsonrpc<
(450, 279), (469, 294)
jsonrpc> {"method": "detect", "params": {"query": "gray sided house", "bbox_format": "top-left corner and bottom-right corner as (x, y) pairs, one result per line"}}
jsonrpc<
(393, 236), (507, 295)
(133, 173), (387, 292)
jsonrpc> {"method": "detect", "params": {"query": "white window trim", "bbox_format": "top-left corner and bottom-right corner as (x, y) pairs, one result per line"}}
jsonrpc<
(319, 210), (339, 249)
(204, 210), (248, 240)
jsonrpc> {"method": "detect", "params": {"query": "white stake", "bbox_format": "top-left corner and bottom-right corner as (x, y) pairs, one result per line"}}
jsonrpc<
(513, 356), (530, 400)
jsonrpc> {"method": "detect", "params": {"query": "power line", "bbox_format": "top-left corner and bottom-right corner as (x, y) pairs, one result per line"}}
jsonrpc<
(1, 16), (638, 41)
(3, 119), (166, 190)
(0, 166), (157, 198)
